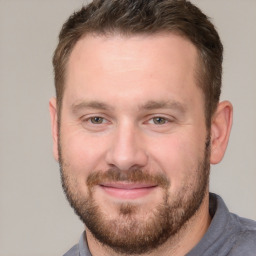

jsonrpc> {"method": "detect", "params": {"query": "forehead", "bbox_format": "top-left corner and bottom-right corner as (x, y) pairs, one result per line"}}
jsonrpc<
(64, 33), (201, 107)
(67, 32), (198, 75)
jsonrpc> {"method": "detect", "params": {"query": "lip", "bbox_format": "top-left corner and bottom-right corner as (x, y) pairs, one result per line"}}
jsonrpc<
(99, 183), (158, 200)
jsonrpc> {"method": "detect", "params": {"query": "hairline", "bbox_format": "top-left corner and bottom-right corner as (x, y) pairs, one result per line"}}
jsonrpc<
(57, 30), (210, 126)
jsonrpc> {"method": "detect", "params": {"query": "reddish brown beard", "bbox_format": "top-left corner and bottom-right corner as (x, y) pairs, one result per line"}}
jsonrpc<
(59, 138), (210, 255)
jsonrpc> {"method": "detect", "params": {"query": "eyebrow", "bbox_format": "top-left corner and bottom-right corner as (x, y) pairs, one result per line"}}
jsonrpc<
(71, 100), (114, 114)
(71, 99), (187, 114)
(139, 100), (187, 113)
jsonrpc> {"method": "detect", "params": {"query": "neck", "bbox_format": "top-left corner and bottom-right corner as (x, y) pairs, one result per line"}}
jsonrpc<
(86, 193), (211, 256)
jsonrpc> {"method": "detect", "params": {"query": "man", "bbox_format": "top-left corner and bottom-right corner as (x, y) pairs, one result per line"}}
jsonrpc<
(49, 0), (256, 255)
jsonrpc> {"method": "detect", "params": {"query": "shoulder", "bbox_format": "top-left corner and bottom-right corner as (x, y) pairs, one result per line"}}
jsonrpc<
(63, 244), (79, 256)
(229, 213), (256, 255)
(230, 212), (256, 234)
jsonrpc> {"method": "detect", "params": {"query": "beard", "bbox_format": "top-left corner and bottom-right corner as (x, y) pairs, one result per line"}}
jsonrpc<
(59, 138), (210, 255)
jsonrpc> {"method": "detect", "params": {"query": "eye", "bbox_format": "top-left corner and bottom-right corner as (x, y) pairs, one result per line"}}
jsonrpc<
(80, 115), (110, 131)
(151, 117), (168, 125)
(89, 116), (105, 124)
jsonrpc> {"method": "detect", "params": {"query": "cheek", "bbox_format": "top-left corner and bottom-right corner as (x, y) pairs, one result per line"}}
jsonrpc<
(60, 127), (108, 174)
(148, 132), (205, 190)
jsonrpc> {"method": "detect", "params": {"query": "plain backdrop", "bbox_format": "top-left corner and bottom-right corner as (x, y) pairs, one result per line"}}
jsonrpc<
(0, 0), (255, 255)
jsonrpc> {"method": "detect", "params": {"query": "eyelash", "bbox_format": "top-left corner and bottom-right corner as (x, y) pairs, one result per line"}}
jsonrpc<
(82, 116), (108, 125)
(82, 115), (173, 126)
(89, 116), (106, 124)
(148, 116), (170, 125)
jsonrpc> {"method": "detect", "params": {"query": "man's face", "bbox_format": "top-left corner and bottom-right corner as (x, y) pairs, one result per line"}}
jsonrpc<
(56, 34), (210, 254)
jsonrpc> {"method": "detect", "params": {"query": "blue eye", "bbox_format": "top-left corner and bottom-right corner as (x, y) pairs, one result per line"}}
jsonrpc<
(152, 117), (168, 125)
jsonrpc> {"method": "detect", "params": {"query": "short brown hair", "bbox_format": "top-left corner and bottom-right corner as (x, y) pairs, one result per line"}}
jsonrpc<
(53, 0), (223, 126)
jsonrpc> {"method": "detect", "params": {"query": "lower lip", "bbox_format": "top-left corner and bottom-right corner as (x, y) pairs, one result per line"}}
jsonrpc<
(100, 186), (157, 200)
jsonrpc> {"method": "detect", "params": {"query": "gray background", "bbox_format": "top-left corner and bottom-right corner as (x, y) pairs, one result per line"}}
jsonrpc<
(0, 0), (255, 255)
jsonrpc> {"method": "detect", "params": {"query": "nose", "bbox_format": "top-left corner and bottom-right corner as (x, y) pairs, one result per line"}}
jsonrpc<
(105, 122), (148, 171)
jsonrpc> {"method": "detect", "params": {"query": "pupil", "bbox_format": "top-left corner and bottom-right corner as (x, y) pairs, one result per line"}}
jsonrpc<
(154, 117), (165, 124)
(92, 117), (102, 123)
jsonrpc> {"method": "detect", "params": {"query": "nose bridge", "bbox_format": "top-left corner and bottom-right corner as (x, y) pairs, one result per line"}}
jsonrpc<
(106, 120), (147, 170)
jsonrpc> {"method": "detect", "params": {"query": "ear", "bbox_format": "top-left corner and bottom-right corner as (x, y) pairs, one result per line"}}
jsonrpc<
(210, 101), (233, 164)
(49, 97), (59, 161)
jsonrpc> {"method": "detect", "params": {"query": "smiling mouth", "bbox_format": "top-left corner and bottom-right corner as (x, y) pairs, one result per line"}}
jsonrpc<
(99, 183), (158, 200)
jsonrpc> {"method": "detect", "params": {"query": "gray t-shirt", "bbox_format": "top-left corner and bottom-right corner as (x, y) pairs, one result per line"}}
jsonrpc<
(63, 193), (256, 256)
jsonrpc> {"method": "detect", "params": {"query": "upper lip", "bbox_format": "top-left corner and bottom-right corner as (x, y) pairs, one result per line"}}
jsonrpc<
(99, 183), (158, 189)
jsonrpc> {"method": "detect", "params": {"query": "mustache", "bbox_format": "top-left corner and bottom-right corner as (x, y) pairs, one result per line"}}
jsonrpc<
(87, 168), (170, 189)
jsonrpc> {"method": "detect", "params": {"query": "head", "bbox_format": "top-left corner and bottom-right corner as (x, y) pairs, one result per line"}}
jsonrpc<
(50, 0), (232, 254)
(53, 0), (223, 128)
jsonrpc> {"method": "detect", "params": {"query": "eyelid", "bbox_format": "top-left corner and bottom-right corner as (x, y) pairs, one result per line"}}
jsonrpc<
(151, 117), (168, 125)
(80, 114), (110, 125)
(145, 114), (175, 124)
(90, 117), (108, 124)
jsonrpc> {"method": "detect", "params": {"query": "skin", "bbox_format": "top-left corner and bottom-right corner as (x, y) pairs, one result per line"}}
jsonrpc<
(50, 33), (233, 256)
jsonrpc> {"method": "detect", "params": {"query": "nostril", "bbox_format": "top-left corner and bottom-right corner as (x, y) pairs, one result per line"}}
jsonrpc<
(105, 127), (148, 170)
(105, 150), (148, 171)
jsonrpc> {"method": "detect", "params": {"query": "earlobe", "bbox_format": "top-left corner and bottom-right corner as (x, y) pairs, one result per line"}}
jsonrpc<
(210, 101), (233, 164)
(49, 97), (59, 161)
